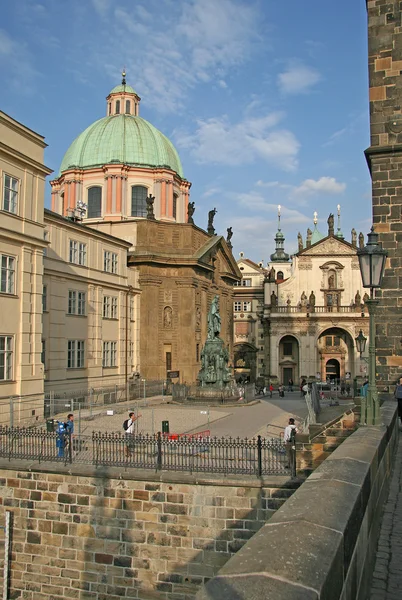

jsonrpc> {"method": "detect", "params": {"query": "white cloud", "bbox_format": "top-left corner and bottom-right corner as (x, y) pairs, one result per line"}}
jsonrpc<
(278, 62), (321, 95)
(293, 177), (346, 196)
(175, 113), (300, 171)
(0, 29), (39, 91)
(86, 0), (261, 112)
(0, 30), (15, 56)
(91, 0), (111, 17)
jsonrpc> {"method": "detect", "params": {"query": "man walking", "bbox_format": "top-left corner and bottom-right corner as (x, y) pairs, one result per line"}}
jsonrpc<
(284, 418), (298, 472)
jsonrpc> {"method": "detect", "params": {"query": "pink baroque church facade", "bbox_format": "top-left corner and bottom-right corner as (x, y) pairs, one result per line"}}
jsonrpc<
(50, 71), (191, 223)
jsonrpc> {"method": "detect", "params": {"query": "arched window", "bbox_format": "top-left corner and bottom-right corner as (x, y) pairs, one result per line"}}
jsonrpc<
(115, 100), (120, 115)
(125, 100), (131, 114)
(131, 186), (147, 217)
(277, 271), (284, 281)
(173, 193), (178, 219)
(87, 186), (102, 218)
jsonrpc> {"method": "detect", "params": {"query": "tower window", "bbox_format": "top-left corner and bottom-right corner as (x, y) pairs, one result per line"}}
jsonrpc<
(115, 100), (120, 114)
(87, 186), (102, 218)
(125, 100), (131, 114)
(173, 193), (178, 219)
(277, 271), (284, 281)
(131, 186), (147, 217)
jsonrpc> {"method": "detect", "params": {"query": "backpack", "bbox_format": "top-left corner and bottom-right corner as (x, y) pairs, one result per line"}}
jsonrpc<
(395, 385), (402, 400)
(123, 419), (130, 431)
(57, 421), (67, 435)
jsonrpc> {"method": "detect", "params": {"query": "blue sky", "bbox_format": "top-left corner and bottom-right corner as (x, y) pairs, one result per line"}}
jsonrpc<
(0, 0), (371, 262)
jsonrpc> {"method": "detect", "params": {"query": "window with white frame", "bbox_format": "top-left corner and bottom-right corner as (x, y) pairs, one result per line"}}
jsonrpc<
(0, 336), (13, 380)
(234, 301), (251, 312)
(42, 285), (47, 312)
(3, 175), (18, 214)
(0, 255), (15, 294)
(104, 251), (118, 274)
(103, 295), (118, 319)
(69, 240), (87, 266)
(103, 341), (117, 367)
(234, 279), (252, 287)
(67, 340), (85, 368)
(68, 290), (86, 315)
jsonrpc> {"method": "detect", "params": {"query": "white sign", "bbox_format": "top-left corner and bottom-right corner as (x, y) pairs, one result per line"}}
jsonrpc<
(200, 411), (207, 414)
(107, 410), (114, 416)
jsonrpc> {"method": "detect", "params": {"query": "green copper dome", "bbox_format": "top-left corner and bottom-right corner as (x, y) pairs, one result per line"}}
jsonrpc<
(59, 114), (183, 177)
(109, 84), (137, 94)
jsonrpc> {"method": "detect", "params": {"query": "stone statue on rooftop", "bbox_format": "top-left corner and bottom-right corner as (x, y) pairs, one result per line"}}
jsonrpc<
(187, 201), (195, 224)
(207, 208), (217, 235)
(146, 194), (156, 220)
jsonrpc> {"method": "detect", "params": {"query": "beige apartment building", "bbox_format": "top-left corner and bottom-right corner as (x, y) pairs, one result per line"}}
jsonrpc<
(43, 210), (140, 394)
(0, 111), (52, 418)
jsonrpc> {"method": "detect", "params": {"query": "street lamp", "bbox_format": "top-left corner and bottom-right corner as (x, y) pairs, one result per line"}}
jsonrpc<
(355, 330), (367, 358)
(357, 227), (387, 425)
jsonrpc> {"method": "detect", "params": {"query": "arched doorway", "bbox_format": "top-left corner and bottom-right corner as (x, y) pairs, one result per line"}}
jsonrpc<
(233, 343), (257, 383)
(278, 335), (299, 385)
(318, 327), (354, 382)
(326, 358), (340, 381)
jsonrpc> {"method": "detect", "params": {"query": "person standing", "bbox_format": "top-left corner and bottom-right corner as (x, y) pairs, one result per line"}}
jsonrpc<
(394, 376), (402, 425)
(288, 378), (293, 392)
(269, 383), (274, 398)
(284, 418), (298, 471)
(300, 378), (306, 397)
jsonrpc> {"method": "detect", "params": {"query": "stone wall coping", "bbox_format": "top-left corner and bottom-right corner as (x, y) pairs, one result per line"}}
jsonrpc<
(196, 399), (398, 600)
(0, 457), (298, 489)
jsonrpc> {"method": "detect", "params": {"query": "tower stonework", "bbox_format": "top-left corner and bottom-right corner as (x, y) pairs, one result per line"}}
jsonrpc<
(366, 1), (402, 387)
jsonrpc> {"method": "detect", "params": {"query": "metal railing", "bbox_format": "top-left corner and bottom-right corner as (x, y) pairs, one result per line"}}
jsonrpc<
(0, 427), (292, 476)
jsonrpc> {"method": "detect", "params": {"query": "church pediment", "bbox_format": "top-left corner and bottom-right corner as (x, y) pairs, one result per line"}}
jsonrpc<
(197, 235), (241, 280)
(300, 236), (355, 257)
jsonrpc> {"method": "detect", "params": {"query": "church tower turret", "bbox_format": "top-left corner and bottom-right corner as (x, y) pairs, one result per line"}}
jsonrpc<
(270, 205), (289, 262)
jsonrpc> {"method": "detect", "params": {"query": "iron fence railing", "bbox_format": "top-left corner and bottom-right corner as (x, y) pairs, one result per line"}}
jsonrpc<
(0, 427), (293, 476)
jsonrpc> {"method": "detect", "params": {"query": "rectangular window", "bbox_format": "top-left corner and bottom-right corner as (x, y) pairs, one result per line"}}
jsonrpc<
(234, 301), (242, 312)
(69, 290), (86, 315)
(103, 295), (118, 319)
(283, 342), (293, 356)
(67, 340), (85, 368)
(104, 251), (118, 273)
(3, 175), (18, 214)
(242, 279), (252, 287)
(69, 240), (87, 265)
(0, 336), (13, 380)
(326, 336), (332, 347)
(42, 285), (47, 312)
(0, 255), (15, 294)
(103, 341), (117, 367)
(243, 301), (251, 312)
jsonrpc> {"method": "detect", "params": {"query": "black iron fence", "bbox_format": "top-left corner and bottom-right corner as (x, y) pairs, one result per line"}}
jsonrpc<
(0, 427), (293, 477)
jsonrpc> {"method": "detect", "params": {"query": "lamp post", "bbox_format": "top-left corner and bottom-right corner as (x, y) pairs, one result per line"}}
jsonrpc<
(357, 227), (387, 425)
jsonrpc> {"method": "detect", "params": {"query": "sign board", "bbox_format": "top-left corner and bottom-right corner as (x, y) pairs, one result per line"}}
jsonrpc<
(167, 370), (180, 379)
(200, 411), (207, 415)
(345, 372), (351, 379)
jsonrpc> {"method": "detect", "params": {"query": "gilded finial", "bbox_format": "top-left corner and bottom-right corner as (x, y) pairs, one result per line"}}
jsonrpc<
(122, 67), (126, 86)
(313, 211), (318, 226)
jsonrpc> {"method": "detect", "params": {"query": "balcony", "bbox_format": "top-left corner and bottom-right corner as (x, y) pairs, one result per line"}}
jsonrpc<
(270, 305), (366, 316)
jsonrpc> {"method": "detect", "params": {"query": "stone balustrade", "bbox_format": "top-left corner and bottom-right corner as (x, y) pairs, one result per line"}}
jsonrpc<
(196, 399), (398, 600)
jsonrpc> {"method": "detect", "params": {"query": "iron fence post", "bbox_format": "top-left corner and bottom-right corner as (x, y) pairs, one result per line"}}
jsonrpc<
(157, 431), (162, 471)
(257, 435), (262, 476)
(68, 432), (72, 464)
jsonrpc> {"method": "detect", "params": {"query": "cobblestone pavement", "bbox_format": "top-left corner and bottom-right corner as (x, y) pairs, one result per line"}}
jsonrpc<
(369, 428), (402, 600)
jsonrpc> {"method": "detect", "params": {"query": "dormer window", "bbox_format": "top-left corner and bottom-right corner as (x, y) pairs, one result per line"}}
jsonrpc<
(115, 100), (120, 115)
(125, 100), (131, 114)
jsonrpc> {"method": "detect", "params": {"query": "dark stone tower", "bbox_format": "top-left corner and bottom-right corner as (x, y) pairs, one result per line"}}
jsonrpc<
(366, 1), (402, 387)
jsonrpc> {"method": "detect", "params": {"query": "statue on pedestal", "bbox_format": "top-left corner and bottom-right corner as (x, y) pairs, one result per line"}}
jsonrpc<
(297, 232), (303, 252)
(207, 208), (217, 235)
(187, 201), (195, 224)
(207, 295), (221, 340)
(327, 213), (334, 236)
(146, 194), (156, 220)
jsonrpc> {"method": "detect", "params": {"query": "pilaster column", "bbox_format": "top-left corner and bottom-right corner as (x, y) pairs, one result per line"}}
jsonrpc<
(161, 180), (166, 217)
(116, 176), (123, 213)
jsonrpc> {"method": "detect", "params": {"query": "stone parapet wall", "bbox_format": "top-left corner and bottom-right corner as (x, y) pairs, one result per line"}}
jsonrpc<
(0, 465), (296, 599)
(196, 399), (398, 600)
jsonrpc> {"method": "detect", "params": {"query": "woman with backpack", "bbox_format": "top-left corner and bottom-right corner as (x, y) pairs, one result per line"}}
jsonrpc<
(394, 376), (402, 424)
